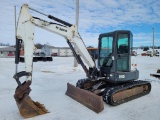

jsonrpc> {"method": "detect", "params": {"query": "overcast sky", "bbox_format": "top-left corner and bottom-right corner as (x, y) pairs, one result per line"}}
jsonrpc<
(0, 0), (160, 47)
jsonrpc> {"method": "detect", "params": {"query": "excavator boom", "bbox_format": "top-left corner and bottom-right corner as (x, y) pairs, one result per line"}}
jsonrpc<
(14, 4), (103, 118)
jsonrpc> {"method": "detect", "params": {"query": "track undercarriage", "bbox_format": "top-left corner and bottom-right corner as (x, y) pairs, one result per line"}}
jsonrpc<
(77, 79), (151, 105)
(66, 78), (151, 113)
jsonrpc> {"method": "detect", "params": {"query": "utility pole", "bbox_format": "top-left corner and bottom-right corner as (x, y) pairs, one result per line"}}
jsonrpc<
(15, 6), (18, 73)
(152, 28), (154, 56)
(74, 0), (79, 67)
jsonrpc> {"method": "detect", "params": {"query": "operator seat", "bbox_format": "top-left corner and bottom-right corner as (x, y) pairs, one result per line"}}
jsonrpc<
(118, 44), (128, 54)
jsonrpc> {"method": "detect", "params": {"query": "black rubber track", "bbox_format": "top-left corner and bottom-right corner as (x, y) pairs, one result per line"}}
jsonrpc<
(102, 80), (151, 106)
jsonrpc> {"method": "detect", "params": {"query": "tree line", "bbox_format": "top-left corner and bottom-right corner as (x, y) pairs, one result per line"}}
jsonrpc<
(1, 42), (160, 50)
(0, 43), (10, 46)
(133, 46), (160, 50)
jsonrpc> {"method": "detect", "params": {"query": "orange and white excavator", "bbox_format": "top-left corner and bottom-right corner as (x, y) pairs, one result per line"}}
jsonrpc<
(13, 2), (151, 118)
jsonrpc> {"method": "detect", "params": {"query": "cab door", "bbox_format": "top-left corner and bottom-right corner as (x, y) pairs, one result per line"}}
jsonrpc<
(116, 33), (130, 72)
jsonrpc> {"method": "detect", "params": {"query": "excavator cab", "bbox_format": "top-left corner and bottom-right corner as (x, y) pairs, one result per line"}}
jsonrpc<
(68, 30), (151, 110)
(98, 30), (139, 83)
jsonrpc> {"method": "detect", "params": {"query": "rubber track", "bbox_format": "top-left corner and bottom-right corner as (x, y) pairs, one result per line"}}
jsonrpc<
(102, 80), (151, 106)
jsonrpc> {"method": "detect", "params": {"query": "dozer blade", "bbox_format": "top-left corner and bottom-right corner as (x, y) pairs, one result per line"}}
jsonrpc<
(14, 81), (48, 118)
(66, 83), (104, 113)
(150, 73), (160, 79)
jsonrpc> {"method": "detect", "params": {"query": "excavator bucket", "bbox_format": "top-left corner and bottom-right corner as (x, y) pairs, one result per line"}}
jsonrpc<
(14, 81), (48, 118)
(66, 83), (104, 113)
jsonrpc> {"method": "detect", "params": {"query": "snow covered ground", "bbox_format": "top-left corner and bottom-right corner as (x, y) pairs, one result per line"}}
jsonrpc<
(0, 56), (160, 120)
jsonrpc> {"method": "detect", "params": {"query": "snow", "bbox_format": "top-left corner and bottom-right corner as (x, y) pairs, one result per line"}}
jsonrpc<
(0, 56), (160, 120)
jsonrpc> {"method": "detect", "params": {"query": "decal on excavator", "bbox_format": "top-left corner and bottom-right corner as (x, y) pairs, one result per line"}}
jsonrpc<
(119, 75), (125, 78)
(56, 26), (67, 32)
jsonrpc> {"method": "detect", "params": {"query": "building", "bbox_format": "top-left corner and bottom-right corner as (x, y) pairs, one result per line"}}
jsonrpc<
(0, 46), (15, 57)
(87, 47), (98, 59)
(41, 45), (73, 57)
(41, 45), (99, 57)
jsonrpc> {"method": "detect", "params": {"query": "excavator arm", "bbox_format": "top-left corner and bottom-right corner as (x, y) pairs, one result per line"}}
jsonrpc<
(16, 4), (95, 81)
(14, 4), (103, 118)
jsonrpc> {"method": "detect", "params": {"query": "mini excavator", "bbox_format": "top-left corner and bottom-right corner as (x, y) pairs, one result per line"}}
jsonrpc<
(13, 3), (151, 118)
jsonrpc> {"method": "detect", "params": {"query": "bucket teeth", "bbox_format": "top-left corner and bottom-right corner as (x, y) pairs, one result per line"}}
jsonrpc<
(17, 95), (48, 118)
(66, 83), (104, 113)
(14, 81), (48, 118)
